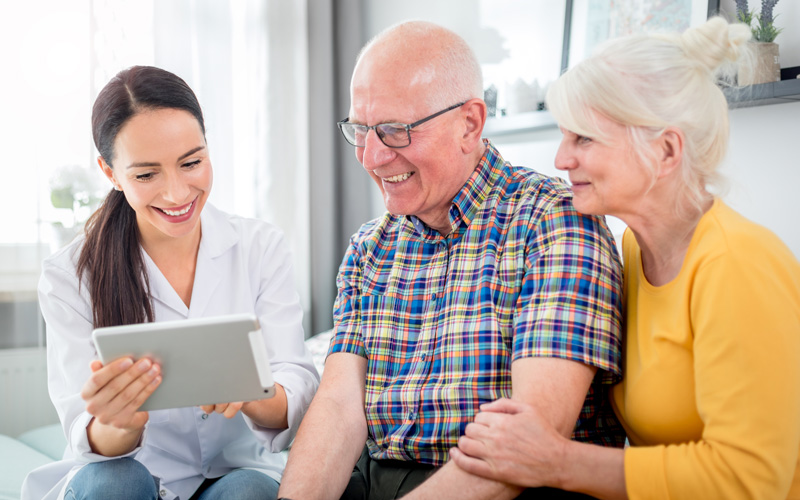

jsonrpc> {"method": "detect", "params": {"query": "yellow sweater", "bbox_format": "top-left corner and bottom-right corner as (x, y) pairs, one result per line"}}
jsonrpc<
(612, 200), (800, 499)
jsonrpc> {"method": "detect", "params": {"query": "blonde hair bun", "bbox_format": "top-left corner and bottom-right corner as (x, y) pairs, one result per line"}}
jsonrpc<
(679, 16), (751, 73)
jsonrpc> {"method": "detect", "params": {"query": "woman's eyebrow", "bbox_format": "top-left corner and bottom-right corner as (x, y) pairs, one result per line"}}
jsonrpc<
(126, 145), (206, 169)
(177, 145), (206, 161)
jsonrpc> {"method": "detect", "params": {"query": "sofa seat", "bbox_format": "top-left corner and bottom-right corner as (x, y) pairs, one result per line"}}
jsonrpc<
(0, 425), (65, 500)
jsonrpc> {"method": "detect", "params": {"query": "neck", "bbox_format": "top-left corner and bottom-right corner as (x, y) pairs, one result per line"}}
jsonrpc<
(422, 144), (488, 236)
(139, 222), (202, 262)
(624, 191), (713, 286)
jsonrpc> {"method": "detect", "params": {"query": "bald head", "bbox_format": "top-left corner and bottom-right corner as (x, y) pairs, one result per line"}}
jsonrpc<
(352, 21), (483, 111)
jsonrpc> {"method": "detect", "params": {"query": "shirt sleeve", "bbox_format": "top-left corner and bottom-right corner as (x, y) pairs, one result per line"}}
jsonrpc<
(38, 252), (144, 463)
(327, 234), (367, 358)
(624, 246), (800, 499)
(243, 228), (321, 452)
(512, 191), (624, 377)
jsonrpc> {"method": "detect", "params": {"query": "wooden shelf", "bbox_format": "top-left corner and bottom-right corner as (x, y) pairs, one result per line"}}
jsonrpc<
(485, 76), (800, 136)
(724, 77), (800, 108)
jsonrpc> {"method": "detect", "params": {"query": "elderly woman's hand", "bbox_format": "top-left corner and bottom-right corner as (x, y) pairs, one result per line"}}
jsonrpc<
(450, 398), (569, 488)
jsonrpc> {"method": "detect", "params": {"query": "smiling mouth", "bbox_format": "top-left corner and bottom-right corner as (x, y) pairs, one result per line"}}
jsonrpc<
(156, 200), (194, 217)
(384, 172), (414, 183)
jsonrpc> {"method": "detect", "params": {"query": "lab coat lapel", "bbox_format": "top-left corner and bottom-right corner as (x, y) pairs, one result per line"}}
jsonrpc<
(187, 204), (238, 318)
(142, 204), (237, 318)
(143, 249), (189, 317)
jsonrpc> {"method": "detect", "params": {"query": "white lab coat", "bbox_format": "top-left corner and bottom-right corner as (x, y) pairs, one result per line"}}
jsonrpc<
(22, 204), (320, 500)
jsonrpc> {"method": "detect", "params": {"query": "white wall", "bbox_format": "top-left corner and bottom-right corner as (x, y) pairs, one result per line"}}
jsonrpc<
(491, 101), (800, 258)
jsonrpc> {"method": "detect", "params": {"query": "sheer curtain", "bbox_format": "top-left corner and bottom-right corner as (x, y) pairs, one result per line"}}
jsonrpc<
(148, 0), (312, 334)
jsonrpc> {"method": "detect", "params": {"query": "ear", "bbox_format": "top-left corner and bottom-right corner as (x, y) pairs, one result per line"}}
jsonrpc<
(655, 127), (684, 179)
(460, 98), (487, 154)
(97, 156), (122, 191)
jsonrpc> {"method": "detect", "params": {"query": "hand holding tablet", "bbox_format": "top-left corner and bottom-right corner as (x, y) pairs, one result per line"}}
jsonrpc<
(92, 313), (276, 412)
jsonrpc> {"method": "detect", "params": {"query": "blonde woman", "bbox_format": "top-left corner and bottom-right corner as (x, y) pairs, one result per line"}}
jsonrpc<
(451, 17), (800, 499)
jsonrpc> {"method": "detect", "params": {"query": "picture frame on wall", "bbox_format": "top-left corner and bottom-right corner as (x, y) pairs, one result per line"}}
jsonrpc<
(562, 0), (721, 71)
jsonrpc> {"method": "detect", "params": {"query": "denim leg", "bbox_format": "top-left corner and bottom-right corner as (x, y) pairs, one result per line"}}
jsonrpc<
(64, 458), (158, 500)
(194, 469), (279, 500)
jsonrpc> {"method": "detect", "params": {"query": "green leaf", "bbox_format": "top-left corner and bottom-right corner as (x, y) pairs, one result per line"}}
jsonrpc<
(50, 187), (75, 209)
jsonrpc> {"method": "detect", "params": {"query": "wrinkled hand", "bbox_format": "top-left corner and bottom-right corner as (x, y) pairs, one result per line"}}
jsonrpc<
(199, 401), (245, 419)
(82, 357), (162, 432)
(450, 398), (567, 488)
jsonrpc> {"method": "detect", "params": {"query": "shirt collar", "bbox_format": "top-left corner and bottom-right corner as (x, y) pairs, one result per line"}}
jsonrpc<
(407, 139), (505, 238)
(198, 202), (238, 258)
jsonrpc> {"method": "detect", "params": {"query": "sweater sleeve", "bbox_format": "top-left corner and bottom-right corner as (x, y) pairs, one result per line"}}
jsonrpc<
(624, 246), (800, 499)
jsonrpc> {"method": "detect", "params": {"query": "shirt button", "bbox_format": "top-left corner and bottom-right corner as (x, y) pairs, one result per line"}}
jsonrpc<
(431, 293), (437, 301)
(160, 489), (167, 497)
(421, 353), (427, 361)
(409, 409), (417, 420)
(201, 413), (209, 420)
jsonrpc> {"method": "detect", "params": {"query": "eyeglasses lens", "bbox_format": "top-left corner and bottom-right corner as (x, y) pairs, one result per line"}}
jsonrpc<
(375, 125), (409, 147)
(341, 123), (409, 148)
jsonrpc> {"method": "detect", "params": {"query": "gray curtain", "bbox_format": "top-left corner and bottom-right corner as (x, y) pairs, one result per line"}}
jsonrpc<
(307, 0), (375, 336)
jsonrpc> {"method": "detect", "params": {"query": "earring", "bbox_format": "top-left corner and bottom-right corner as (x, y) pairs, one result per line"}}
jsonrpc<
(114, 185), (122, 192)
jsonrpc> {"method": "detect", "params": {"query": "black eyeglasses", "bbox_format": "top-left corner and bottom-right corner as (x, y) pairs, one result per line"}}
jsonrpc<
(337, 101), (466, 149)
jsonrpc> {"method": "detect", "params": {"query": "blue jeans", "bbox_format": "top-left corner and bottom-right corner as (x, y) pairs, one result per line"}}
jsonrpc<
(65, 458), (279, 500)
(65, 458), (158, 500)
(190, 469), (279, 500)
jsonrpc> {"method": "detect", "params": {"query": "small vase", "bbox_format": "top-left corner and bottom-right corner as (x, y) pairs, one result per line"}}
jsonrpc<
(738, 42), (781, 86)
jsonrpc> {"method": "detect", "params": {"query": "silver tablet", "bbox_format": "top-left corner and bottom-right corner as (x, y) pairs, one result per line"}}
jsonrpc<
(92, 313), (275, 412)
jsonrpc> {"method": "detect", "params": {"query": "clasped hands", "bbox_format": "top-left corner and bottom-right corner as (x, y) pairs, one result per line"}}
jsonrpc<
(450, 398), (569, 489)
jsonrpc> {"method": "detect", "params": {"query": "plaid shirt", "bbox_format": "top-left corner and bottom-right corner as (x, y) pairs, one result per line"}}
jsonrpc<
(329, 140), (625, 465)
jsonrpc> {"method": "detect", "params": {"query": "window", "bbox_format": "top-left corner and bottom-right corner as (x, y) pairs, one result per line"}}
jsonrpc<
(0, 0), (311, 348)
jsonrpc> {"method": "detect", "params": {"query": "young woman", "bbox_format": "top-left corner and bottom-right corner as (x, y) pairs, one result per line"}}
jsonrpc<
(450, 17), (800, 499)
(23, 66), (319, 500)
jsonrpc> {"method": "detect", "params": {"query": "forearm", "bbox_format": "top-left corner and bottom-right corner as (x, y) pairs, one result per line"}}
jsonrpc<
(558, 441), (627, 500)
(403, 461), (521, 500)
(86, 417), (144, 457)
(279, 392), (368, 499)
(242, 383), (288, 429)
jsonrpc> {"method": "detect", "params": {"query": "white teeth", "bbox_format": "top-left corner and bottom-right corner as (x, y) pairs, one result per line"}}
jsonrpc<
(161, 201), (192, 216)
(384, 172), (413, 183)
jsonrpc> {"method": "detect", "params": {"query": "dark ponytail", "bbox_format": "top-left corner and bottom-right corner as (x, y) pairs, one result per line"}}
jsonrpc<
(77, 66), (205, 328)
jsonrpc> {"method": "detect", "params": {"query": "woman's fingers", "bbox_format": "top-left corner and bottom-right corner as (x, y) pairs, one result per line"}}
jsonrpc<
(457, 433), (487, 457)
(450, 446), (494, 477)
(223, 402), (244, 419)
(479, 397), (528, 414)
(83, 358), (162, 428)
(81, 357), (134, 400)
(198, 402), (245, 419)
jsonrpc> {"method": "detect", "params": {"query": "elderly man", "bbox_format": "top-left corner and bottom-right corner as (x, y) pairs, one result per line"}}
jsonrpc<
(279, 21), (624, 500)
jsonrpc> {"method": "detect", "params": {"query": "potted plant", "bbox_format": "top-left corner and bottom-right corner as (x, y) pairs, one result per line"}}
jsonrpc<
(49, 164), (106, 248)
(736, 0), (782, 86)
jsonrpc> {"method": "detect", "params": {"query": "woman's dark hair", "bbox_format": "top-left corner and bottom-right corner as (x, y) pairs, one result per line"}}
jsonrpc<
(77, 66), (205, 328)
